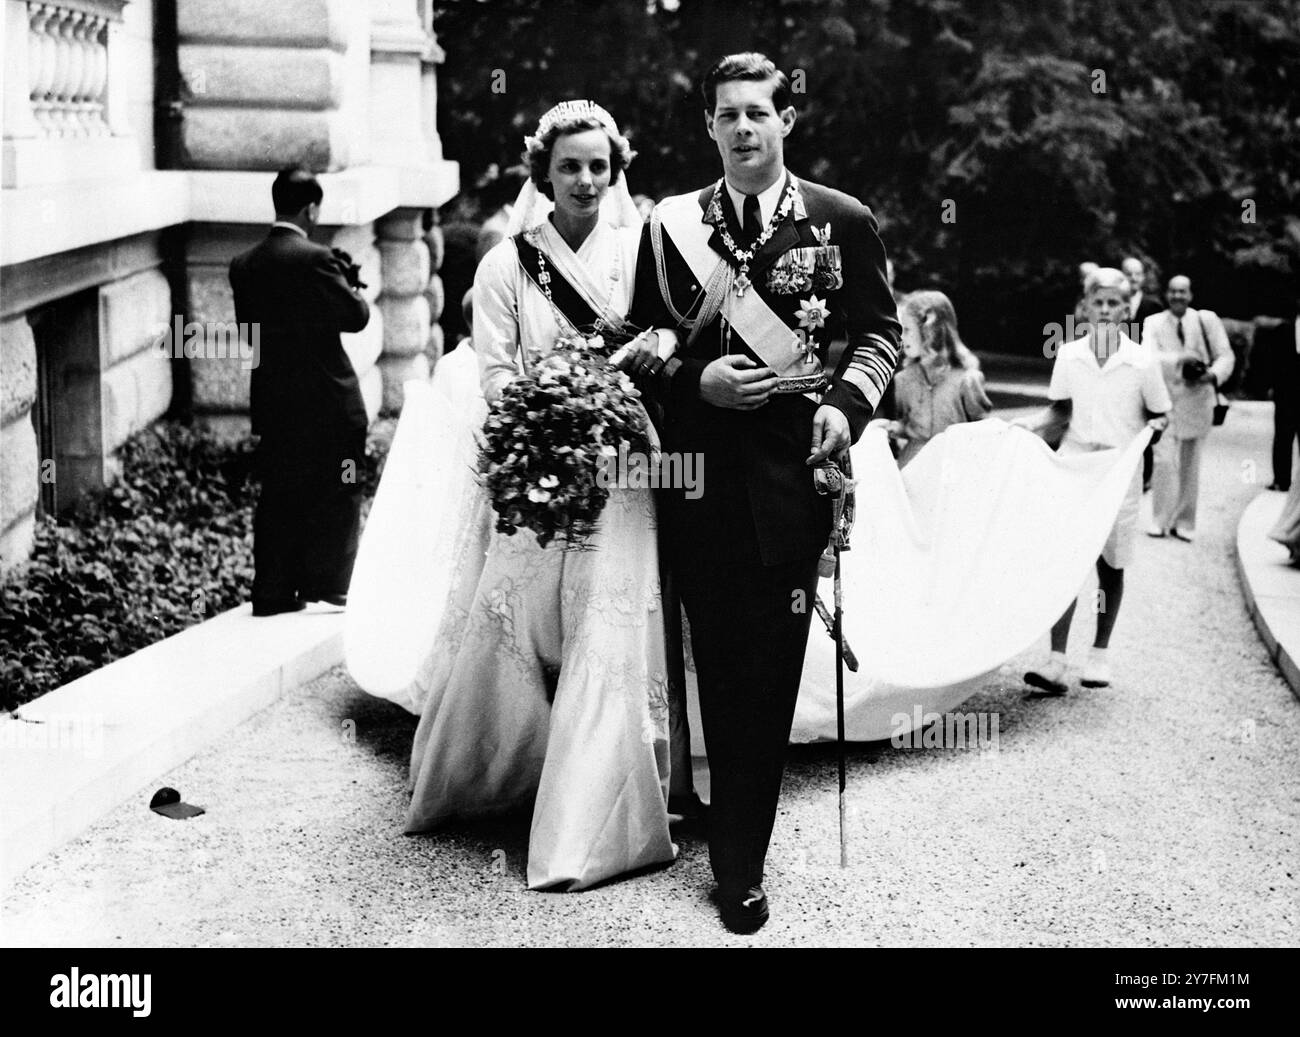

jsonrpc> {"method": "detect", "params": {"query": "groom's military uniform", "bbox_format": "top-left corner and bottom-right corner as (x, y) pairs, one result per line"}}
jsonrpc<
(630, 172), (901, 894)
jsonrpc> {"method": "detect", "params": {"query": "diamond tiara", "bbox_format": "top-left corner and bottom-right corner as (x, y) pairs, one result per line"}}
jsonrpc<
(525, 100), (621, 151)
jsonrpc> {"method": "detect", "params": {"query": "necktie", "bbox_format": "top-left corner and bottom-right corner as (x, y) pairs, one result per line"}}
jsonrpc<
(1176, 316), (1185, 345)
(742, 193), (762, 246)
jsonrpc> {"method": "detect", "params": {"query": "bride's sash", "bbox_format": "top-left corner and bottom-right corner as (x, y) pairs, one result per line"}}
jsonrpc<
(513, 227), (630, 339)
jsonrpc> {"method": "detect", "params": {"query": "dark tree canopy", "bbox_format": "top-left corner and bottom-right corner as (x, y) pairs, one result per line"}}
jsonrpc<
(434, 0), (1300, 353)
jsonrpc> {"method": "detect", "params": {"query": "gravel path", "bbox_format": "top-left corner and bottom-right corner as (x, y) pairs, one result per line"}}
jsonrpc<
(2, 402), (1296, 947)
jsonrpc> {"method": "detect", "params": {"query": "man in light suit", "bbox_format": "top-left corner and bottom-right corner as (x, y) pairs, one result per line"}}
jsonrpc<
(1142, 275), (1234, 541)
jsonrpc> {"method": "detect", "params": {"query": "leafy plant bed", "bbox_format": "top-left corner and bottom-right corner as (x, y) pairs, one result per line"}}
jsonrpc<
(1, 420), (393, 713)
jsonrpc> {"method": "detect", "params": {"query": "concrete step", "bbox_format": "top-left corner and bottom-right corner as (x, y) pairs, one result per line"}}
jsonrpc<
(1235, 489), (1300, 700)
(0, 603), (344, 890)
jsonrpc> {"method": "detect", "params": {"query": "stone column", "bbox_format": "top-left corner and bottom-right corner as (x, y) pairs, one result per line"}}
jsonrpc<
(375, 208), (431, 415)
(424, 214), (446, 364)
(183, 224), (261, 439)
(329, 220), (384, 422)
(0, 316), (39, 569)
(368, 0), (428, 170)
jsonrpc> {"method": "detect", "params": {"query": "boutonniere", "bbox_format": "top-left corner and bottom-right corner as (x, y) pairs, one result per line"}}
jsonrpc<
(796, 294), (830, 331)
(812, 223), (833, 246)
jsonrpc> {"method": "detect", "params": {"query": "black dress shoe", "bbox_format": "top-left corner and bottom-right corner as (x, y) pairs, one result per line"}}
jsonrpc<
(714, 886), (769, 935)
(251, 598), (305, 617)
(310, 593), (348, 608)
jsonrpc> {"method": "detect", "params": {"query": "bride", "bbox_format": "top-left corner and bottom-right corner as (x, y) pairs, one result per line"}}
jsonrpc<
(346, 101), (677, 890)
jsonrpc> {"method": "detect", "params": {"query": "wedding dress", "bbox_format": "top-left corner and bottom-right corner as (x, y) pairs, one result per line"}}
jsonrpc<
(784, 418), (1153, 743)
(346, 186), (675, 890)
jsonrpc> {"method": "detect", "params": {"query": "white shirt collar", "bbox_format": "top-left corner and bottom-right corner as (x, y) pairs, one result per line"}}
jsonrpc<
(271, 220), (308, 238)
(1063, 331), (1144, 368)
(724, 167), (788, 232)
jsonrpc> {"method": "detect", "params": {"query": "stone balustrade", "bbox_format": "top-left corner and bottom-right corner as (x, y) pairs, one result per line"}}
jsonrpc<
(3, 0), (135, 188)
(26, 2), (113, 139)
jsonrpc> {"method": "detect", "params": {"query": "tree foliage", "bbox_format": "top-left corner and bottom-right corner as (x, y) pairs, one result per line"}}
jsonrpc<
(434, 0), (1300, 352)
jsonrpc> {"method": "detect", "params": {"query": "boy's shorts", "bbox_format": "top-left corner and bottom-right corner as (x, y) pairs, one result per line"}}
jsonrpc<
(1102, 467), (1142, 569)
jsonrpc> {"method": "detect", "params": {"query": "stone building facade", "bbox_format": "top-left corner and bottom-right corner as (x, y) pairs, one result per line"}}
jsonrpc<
(1, 0), (458, 568)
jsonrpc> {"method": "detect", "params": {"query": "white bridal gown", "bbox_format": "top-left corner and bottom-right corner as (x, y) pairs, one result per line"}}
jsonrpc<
(346, 216), (675, 890)
(789, 418), (1153, 742)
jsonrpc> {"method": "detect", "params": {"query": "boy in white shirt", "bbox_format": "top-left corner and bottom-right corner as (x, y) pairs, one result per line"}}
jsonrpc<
(1023, 267), (1172, 693)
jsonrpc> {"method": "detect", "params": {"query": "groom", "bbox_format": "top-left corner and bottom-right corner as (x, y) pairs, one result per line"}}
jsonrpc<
(630, 53), (901, 933)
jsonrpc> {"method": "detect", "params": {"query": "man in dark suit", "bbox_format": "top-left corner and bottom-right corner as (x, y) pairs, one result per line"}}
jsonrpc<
(1256, 291), (1300, 491)
(630, 53), (901, 934)
(1122, 256), (1163, 489)
(229, 166), (372, 616)
(1121, 257), (1163, 341)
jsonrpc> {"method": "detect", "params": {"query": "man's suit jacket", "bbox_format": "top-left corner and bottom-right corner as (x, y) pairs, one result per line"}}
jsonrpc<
(1253, 316), (1300, 404)
(630, 174), (902, 566)
(229, 227), (371, 445)
(1141, 306), (1234, 438)
(1127, 292), (1163, 342)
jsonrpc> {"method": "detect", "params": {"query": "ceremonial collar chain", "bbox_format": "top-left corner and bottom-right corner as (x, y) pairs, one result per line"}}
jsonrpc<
(709, 177), (797, 297)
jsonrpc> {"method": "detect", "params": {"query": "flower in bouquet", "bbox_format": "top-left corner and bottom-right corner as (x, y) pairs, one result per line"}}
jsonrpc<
(478, 335), (649, 548)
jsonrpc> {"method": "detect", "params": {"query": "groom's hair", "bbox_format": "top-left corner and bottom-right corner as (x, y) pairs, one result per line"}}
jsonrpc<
(701, 52), (791, 113)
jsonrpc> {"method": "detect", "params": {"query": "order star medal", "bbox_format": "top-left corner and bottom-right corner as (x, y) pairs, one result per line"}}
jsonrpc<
(796, 294), (829, 331)
(794, 294), (829, 361)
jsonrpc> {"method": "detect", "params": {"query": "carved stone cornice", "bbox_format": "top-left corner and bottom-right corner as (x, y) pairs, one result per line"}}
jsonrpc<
(31, 0), (129, 23)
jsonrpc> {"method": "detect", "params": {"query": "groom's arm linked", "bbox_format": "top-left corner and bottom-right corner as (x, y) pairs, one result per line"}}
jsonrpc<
(626, 222), (761, 412)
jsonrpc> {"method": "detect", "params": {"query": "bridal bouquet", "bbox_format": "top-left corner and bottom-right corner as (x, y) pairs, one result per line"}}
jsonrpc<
(479, 334), (650, 548)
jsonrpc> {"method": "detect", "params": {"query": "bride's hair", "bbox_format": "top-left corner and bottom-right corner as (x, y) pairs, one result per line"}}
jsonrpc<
(523, 109), (636, 202)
